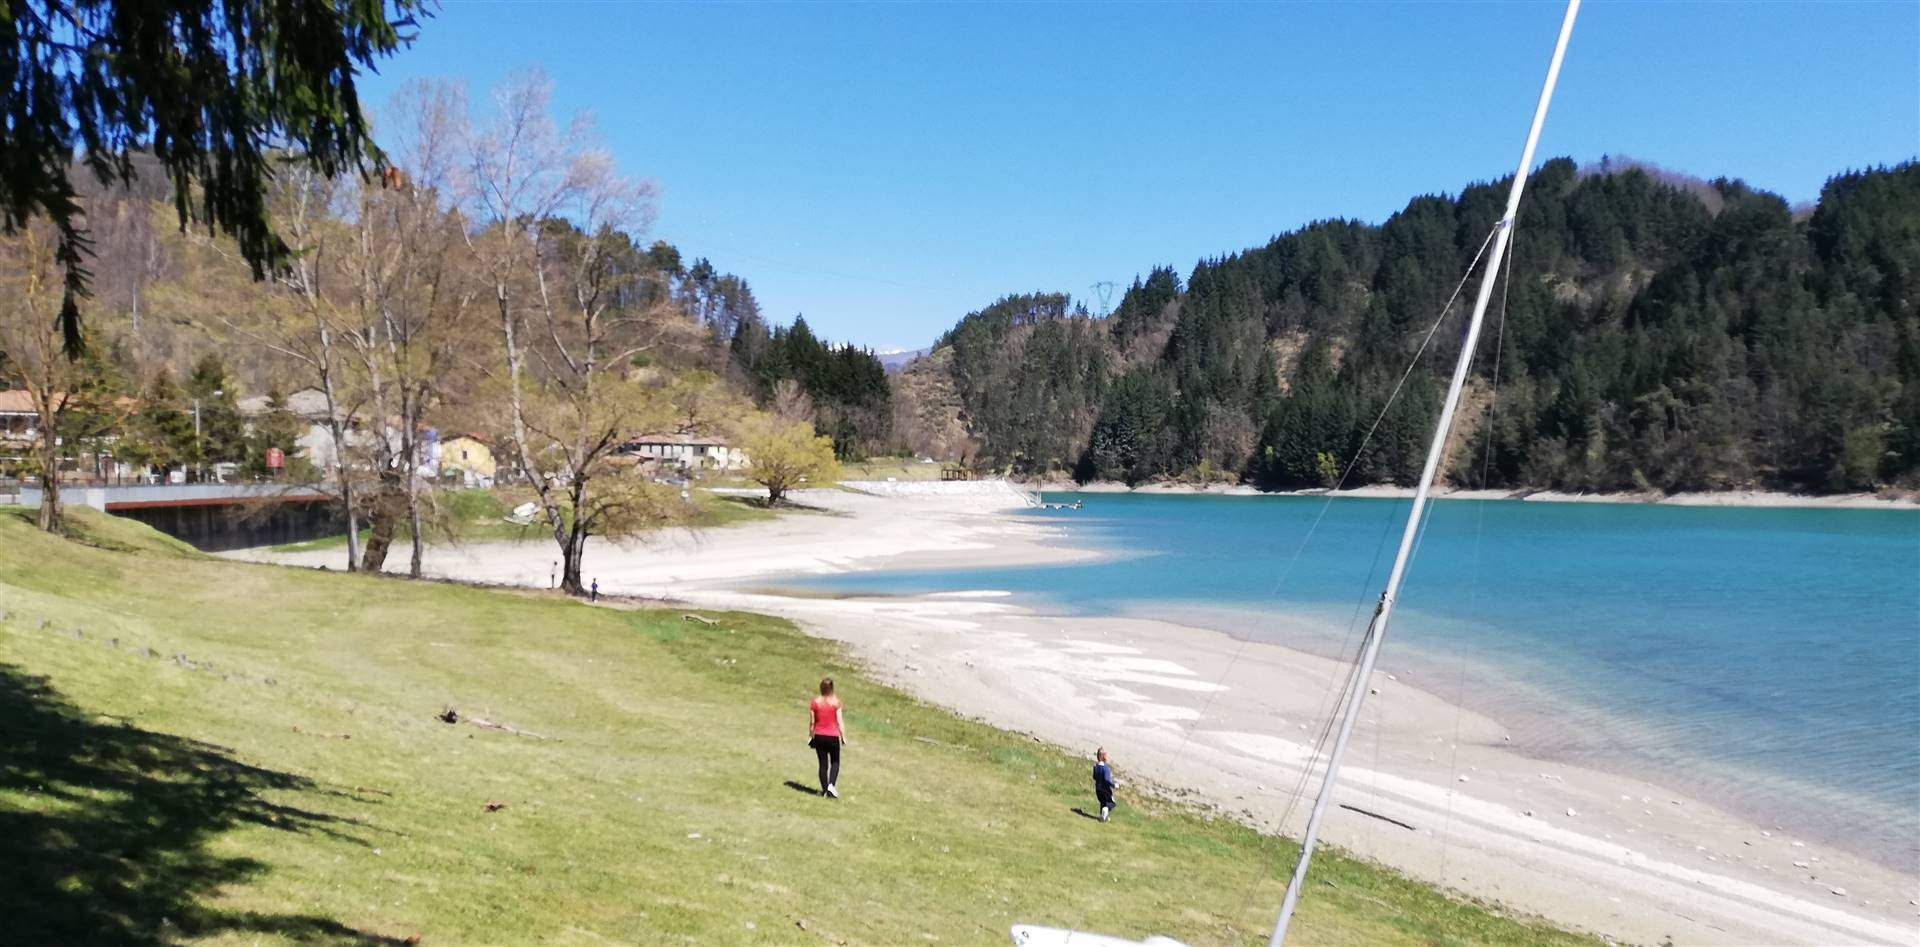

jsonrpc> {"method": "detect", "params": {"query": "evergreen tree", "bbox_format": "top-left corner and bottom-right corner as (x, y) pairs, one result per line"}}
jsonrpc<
(924, 159), (1920, 494)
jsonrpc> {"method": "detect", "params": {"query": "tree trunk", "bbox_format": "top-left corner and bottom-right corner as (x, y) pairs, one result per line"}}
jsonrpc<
(359, 475), (404, 572)
(35, 400), (60, 532)
(316, 355), (361, 571)
(407, 482), (425, 578)
(560, 523), (587, 595)
(401, 403), (426, 579)
(36, 446), (60, 533)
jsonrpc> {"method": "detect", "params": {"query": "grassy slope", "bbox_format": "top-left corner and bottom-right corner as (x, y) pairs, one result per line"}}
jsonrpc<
(0, 510), (1596, 946)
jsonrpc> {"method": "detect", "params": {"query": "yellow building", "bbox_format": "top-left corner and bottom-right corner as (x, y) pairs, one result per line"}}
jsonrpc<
(438, 434), (497, 488)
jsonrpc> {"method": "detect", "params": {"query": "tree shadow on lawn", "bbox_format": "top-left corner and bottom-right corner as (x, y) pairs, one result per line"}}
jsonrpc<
(0, 663), (407, 945)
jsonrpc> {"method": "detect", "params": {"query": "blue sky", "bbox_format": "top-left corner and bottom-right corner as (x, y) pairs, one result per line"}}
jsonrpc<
(361, 1), (1919, 351)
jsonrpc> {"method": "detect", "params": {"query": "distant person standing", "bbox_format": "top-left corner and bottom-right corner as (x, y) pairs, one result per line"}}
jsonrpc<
(590, 578), (599, 602)
(809, 677), (845, 798)
(550, 561), (557, 589)
(1093, 747), (1116, 822)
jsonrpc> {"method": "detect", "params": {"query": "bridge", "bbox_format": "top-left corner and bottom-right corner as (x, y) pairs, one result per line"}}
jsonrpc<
(5, 482), (340, 551)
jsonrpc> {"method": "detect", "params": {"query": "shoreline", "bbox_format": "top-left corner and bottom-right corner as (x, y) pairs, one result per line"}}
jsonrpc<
(229, 482), (1920, 946)
(1038, 480), (1920, 511)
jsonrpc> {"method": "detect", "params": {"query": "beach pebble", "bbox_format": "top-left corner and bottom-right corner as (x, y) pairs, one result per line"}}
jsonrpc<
(1830, 887), (1847, 896)
(1792, 860), (1809, 869)
(1565, 807), (1577, 818)
(1792, 841), (1805, 848)
(1385, 674), (1397, 681)
(1523, 809), (1534, 818)
(1457, 775), (1469, 783)
(1761, 830), (1772, 837)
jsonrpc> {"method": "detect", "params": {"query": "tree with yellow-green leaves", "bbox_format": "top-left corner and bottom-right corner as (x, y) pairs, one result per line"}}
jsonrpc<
(737, 413), (839, 506)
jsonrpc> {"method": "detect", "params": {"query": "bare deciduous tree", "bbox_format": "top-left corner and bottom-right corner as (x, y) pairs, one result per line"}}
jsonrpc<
(460, 71), (685, 594)
(0, 223), (131, 531)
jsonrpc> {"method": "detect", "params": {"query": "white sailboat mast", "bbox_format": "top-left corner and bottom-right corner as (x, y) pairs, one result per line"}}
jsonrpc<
(1267, 3), (1583, 944)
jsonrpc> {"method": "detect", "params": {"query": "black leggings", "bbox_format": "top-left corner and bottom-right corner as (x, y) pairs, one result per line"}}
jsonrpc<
(812, 735), (841, 792)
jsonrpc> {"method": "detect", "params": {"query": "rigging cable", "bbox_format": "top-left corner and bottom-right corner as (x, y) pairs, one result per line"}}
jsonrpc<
(1134, 221), (1507, 924)
(1264, 218), (1515, 910)
(1165, 221), (1500, 787)
(1267, 222), (1504, 824)
(1437, 219), (1519, 885)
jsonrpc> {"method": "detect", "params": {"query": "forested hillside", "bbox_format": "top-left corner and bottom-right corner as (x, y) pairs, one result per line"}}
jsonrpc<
(918, 158), (1919, 493)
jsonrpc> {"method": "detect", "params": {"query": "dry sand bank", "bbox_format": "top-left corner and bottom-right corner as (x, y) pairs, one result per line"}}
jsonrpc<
(233, 482), (1920, 946)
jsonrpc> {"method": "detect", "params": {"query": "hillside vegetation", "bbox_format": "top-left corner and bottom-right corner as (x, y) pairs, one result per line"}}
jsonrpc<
(915, 159), (1920, 493)
(0, 511), (1597, 945)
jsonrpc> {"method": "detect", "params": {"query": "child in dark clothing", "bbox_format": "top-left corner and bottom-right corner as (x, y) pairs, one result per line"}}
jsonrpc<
(1093, 747), (1116, 822)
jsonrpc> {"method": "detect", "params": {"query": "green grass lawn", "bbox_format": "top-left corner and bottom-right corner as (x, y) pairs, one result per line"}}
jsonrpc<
(272, 490), (779, 554)
(0, 506), (1596, 946)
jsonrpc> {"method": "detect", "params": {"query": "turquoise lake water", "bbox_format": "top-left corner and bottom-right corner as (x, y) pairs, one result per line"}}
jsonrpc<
(783, 494), (1920, 869)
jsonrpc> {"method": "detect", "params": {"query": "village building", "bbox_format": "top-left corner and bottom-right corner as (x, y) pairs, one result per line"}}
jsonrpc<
(0, 389), (38, 445)
(436, 434), (497, 488)
(237, 387), (364, 471)
(622, 433), (748, 472)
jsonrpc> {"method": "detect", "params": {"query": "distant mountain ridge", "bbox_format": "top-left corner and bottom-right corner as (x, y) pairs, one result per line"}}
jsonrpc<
(894, 157), (1920, 494)
(876, 347), (930, 373)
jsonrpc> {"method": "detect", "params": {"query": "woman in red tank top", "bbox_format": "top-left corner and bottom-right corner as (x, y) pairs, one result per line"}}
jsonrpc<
(808, 677), (844, 797)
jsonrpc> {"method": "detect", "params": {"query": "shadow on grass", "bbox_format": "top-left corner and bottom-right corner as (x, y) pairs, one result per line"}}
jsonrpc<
(783, 779), (823, 796)
(0, 663), (404, 945)
(1069, 807), (1104, 822)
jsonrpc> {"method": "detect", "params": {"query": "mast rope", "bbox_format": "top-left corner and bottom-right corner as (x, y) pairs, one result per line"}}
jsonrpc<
(1156, 222), (1499, 782)
(1437, 218), (1519, 883)
(1132, 222), (1506, 923)
(1259, 215), (1516, 922)
(1265, 221), (1504, 834)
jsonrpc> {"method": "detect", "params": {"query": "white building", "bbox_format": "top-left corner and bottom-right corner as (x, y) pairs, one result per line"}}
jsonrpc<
(237, 387), (368, 470)
(622, 433), (748, 472)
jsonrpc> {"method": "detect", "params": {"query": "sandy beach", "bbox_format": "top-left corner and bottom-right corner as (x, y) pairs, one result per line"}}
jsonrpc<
(235, 482), (1920, 946)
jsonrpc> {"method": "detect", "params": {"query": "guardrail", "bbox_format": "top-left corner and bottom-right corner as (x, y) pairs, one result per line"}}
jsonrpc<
(13, 482), (331, 512)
